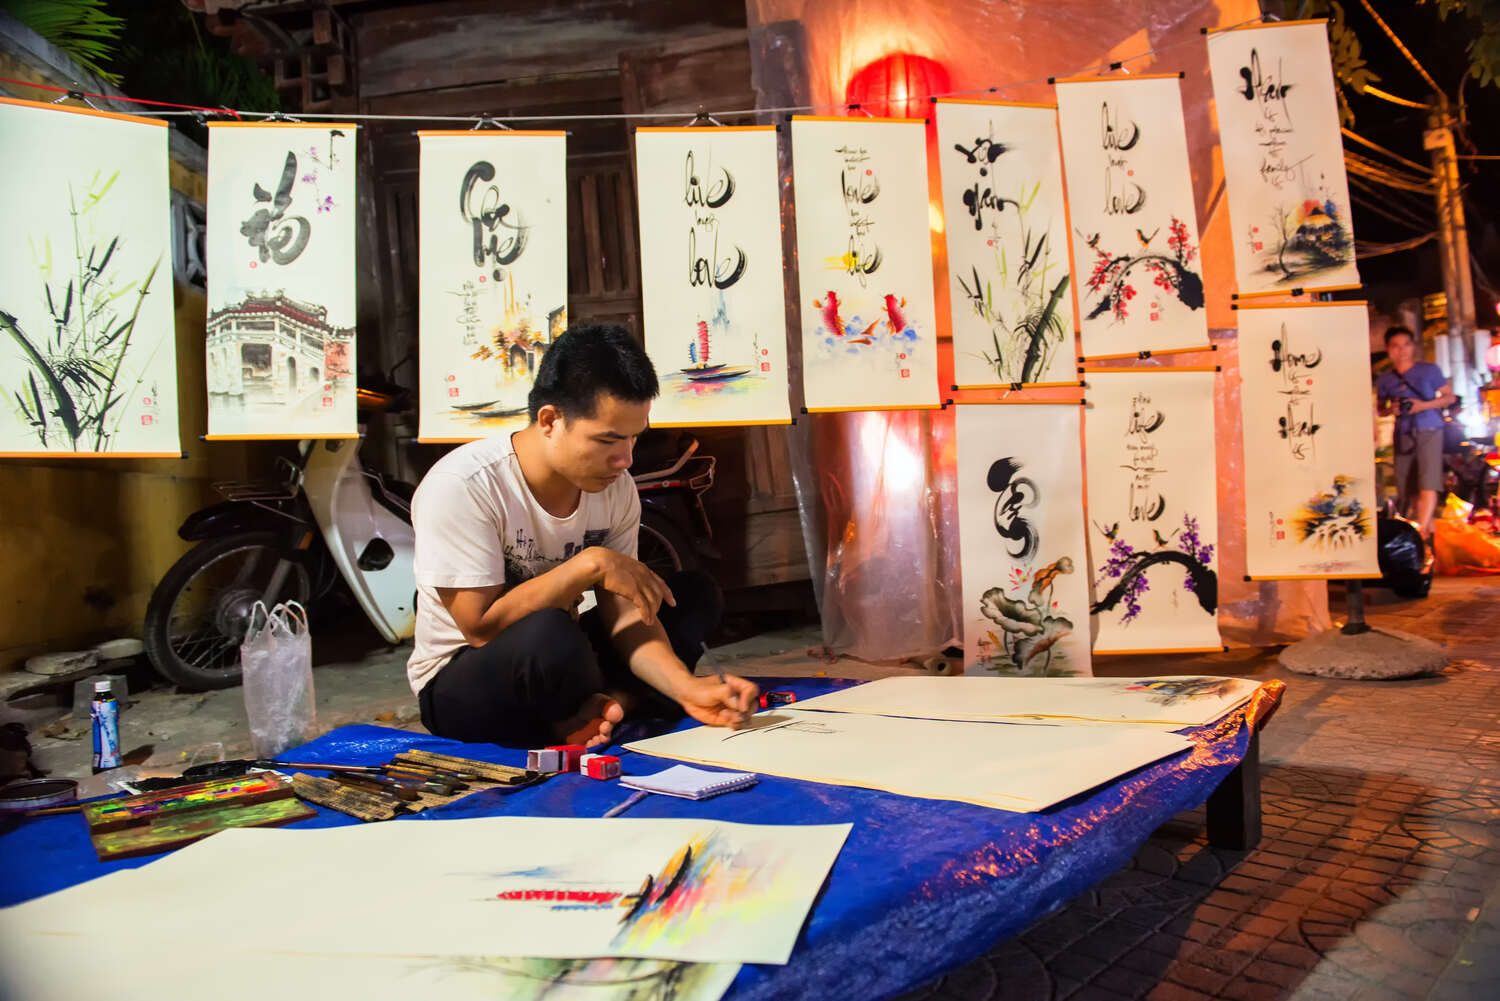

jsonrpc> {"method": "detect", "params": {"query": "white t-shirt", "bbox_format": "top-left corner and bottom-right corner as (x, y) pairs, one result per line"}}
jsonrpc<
(406, 433), (639, 694)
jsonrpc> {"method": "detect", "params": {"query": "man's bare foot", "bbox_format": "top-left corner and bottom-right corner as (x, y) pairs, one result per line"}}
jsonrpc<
(555, 693), (626, 748)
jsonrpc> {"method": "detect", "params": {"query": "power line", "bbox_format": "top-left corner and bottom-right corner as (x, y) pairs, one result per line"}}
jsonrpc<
(1355, 0), (1442, 97)
(1341, 127), (1433, 174)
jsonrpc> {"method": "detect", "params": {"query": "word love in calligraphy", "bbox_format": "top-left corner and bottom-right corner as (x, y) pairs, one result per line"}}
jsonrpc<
(684, 151), (746, 290)
(1100, 103), (1145, 216)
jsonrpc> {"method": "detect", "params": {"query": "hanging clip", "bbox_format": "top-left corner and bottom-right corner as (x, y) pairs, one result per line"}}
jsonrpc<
(687, 106), (724, 127)
(1137, 350), (1152, 360)
(1010, 382), (1025, 392)
(469, 114), (512, 131)
(53, 89), (101, 110)
(261, 110), (303, 123)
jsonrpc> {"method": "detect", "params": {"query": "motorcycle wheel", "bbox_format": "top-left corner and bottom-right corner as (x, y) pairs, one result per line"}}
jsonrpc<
(638, 509), (699, 578)
(144, 532), (312, 691)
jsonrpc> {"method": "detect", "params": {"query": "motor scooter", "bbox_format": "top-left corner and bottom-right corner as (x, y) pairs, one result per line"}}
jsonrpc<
(145, 421), (718, 690)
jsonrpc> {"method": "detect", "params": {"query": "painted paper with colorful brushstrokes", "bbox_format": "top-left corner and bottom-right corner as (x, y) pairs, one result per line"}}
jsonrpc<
(1055, 78), (1209, 358)
(0, 99), (179, 456)
(1236, 303), (1379, 577)
(1207, 22), (1361, 295)
(636, 128), (790, 426)
(955, 404), (1092, 676)
(0, 819), (847, 966)
(1083, 370), (1222, 653)
(0, 872), (739, 1001)
(936, 102), (1078, 388)
(417, 132), (568, 441)
(206, 122), (358, 438)
(790, 674), (1259, 728)
(790, 117), (940, 410)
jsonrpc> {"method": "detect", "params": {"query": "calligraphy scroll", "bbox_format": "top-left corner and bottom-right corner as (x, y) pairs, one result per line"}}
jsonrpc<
(1237, 302), (1378, 577)
(791, 117), (940, 412)
(206, 122), (358, 439)
(936, 100), (1078, 388)
(417, 131), (567, 441)
(1207, 21), (1360, 295)
(1056, 77), (1208, 359)
(1084, 370), (1222, 653)
(956, 404), (1093, 676)
(636, 127), (790, 427)
(0, 98), (179, 457)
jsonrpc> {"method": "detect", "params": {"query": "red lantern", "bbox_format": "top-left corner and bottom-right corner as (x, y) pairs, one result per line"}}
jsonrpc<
(844, 53), (951, 122)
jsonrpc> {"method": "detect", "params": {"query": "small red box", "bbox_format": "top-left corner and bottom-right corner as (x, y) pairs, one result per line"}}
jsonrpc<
(759, 691), (797, 709)
(581, 754), (621, 780)
(547, 745), (586, 772)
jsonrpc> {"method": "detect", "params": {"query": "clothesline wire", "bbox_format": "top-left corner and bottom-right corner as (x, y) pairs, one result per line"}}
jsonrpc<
(4, 13), (1271, 125)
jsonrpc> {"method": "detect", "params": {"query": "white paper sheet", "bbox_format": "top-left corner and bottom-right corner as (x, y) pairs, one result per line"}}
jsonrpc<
(791, 117), (940, 411)
(1237, 304), (1380, 577)
(0, 99), (179, 455)
(0, 818), (847, 966)
(206, 123), (358, 438)
(935, 101), (1078, 387)
(955, 404), (1093, 676)
(1055, 77), (1208, 358)
(1084, 370), (1223, 653)
(791, 675), (1259, 727)
(637, 128), (791, 427)
(417, 132), (568, 441)
(627, 710), (1193, 811)
(1207, 22), (1361, 295)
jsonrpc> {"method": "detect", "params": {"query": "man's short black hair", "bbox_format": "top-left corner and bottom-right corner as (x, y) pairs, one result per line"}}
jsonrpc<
(528, 324), (659, 422)
(1384, 325), (1417, 348)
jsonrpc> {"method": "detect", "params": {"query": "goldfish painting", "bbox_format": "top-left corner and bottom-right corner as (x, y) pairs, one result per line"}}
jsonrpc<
(882, 294), (907, 335)
(814, 291), (844, 337)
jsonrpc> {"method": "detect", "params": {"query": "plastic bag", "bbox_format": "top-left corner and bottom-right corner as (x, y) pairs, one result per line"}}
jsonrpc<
(1434, 518), (1500, 576)
(240, 601), (317, 759)
(1376, 516), (1431, 599)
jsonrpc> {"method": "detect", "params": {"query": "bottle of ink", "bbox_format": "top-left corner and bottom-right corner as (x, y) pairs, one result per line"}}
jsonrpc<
(91, 681), (121, 774)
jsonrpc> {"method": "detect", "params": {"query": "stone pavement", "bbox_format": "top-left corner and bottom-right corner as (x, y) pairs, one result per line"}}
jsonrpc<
(898, 578), (1500, 1001)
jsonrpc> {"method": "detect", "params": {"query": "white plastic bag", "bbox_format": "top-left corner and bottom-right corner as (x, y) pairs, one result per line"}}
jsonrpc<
(240, 601), (317, 759)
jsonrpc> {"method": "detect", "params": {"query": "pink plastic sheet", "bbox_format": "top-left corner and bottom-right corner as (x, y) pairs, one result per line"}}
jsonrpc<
(752, 0), (1329, 659)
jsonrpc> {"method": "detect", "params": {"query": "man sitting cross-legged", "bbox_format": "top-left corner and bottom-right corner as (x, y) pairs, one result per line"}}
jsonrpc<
(407, 324), (758, 748)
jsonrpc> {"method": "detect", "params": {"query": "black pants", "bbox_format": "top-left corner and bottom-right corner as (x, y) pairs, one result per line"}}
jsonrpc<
(418, 571), (723, 748)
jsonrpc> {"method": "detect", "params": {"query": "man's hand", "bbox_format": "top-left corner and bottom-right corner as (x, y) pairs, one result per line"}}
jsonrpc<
(675, 673), (760, 729)
(590, 547), (675, 626)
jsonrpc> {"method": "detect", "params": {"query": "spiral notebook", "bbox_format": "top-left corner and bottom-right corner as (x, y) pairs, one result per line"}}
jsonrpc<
(620, 765), (758, 800)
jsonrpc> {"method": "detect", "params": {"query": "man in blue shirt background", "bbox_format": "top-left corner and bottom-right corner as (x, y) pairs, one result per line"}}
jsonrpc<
(1376, 326), (1456, 540)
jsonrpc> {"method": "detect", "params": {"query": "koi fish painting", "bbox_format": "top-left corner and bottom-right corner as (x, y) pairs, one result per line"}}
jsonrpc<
(792, 117), (940, 411)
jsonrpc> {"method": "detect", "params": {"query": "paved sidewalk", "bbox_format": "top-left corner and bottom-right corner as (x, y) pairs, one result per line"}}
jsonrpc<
(899, 579), (1500, 1001)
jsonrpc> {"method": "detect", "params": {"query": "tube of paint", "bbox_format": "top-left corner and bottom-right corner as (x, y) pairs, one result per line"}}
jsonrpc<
(90, 681), (121, 773)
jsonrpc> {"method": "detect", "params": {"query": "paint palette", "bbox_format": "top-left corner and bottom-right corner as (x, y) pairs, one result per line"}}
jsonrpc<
(84, 771), (315, 861)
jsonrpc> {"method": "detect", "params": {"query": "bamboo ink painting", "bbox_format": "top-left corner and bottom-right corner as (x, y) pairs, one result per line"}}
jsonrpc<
(636, 128), (790, 426)
(417, 131), (568, 441)
(1236, 303), (1379, 577)
(0, 98), (179, 456)
(955, 404), (1093, 676)
(205, 122), (358, 438)
(791, 117), (940, 411)
(936, 101), (1077, 388)
(1055, 77), (1208, 359)
(1207, 21), (1360, 295)
(1084, 370), (1222, 653)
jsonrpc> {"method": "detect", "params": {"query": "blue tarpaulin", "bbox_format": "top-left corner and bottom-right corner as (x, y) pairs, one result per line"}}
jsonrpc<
(0, 678), (1266, 1000)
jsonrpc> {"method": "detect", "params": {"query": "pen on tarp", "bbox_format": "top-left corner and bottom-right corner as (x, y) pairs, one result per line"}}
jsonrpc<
(603, 789), (649, 818)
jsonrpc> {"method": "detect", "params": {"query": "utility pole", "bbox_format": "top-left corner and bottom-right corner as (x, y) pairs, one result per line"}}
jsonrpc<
(1425, 96), (1476, 397)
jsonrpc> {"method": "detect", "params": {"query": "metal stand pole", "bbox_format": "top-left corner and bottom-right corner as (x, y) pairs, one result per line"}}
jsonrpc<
(1341, 579), (1372, 636)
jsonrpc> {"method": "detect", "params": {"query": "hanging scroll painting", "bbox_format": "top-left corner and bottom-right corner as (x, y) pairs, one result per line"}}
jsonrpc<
(0, 98), (179, 456)
(791, 117), (940, 412)
(206, 122), (358, 439)
(1237, 303), (1379, 577)
(1207, 21), (1360, 295)
(936, 100), (1077, 388)
(1084, 370), (1222, 654)
(417, 131), (568, 441)
(1055, 77), (1208, 358)
(956, 404), (1093, 676)
(636, 127), (790, 427)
